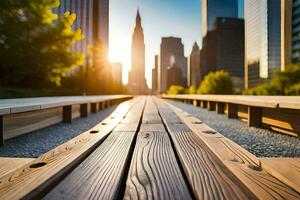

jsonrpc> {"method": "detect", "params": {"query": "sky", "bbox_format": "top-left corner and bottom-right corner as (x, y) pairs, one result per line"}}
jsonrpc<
(109, 0), (244, 87)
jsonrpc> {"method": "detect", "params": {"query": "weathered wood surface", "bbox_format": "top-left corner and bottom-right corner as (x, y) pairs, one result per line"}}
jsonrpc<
(44, 97), (145, 200)
(124, 131), (192, 200)
(155, 100), (255, 200)
(0, 157), (34, 178)
(124, 97), (192, 199)
(3, 107), (63, 140)
(44, 131), (136, 200)
(260, 158), (300, 193)
(0, 99), (137, 200)
(157, 97), (300, 199)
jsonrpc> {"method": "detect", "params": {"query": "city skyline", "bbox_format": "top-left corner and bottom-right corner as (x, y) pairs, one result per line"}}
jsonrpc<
(109, 0), (244, 87)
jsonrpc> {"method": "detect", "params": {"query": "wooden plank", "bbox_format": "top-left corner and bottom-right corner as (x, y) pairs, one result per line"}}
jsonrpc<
(157, 121), (255, 199)
(113, 123), (140, 132)
(159, 98), (300, 200)
(91, 103), (97, 113)
(0, 95), (132, 115)
(10, 105), (41, 114)
(0, 157), (34, 178)
(0, 108), (10, 116)
(124, 131), (192, 199)
(201, 100), (207, 108)
(142, 113), (162, 124)
(227, 103), (238, 119)
(0, 99), (135, 200)
(3, 107), (63, 140)
(44, 132), (136, 200)
(216, 102), (225, 114)
(248, 106), (262, 127)
(44, 97), (145, 199)
(207, 101), (216, 111)
(140, 124), (165, 132)
(63, 105), (72, 123)
(260, 158), (300, 193)
(80, 103), (88, 117)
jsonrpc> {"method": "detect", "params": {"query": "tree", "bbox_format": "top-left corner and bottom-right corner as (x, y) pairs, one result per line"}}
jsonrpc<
(244, 64), (300, 95)
(198, 70), (233, 94)
(167, 85), (186, 95)
(0, 0), (83, 88)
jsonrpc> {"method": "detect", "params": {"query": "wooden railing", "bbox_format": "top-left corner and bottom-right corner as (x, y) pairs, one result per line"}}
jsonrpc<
(162, 94), (300, 137)
(0, 95), (132, 144)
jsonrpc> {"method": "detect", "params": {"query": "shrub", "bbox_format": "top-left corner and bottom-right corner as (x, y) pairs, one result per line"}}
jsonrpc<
(198, 71), (233, 94)
(167, 85), (186, 95)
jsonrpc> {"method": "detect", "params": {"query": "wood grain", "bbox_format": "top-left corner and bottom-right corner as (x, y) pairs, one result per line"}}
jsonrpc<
(159, 125), (255, 199)
(158, 98), (300, 200)
(44, 132), (136, 200)
(260, 158), (300, 193)
(0, 157), (34, 178)
(124, 132), (192, 200)
(44, 97), (145, 199)
(3, 107), (63, 140)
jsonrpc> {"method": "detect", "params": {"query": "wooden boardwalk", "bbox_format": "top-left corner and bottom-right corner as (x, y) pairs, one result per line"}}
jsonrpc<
(0, 96), (299, 200)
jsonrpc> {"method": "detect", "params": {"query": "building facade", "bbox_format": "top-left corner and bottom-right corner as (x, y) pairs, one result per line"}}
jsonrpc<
(282, 0), (300, 68)
(292, 0), (300, 63)
(202, 0), (238, 38)
(54, 0), (109, 72)
(188, 42), (201, 88)
(159, 37), (187, 93)
(167, 65), (183, 88)
(128, 10), (148, 95)
(201, 17), (245, 91)
(55, 0), (109, 48)
(245, 0), (282, 89)
(152, 55), (159, 94)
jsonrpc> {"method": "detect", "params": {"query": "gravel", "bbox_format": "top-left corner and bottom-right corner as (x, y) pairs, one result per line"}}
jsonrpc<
(166, 100), (300, 158)
(0, 106), (116, 158)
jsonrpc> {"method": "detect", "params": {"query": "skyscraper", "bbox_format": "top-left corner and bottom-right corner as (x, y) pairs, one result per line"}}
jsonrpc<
(159, 37), (187, 93)
(292, 0), (300, 63)
(54, 0), (110, 70)
(202, 0), (238, 38)
(188, 42), (201, 88)
(152, 55), (159, 94)
(245, 0), (282, 89)
(98, 0), (109, 48)
(128, 10), (148, 95)
(282, 0), (300, 69)
(201, 17), (245, 91)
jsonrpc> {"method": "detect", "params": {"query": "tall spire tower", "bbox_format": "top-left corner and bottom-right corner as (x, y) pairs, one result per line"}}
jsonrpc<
(128, 10), (148, 94)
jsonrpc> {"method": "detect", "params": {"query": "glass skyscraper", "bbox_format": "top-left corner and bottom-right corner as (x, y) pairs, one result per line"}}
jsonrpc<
(292, 0), (300, 63)
(53, 0), (109, 72)
(201, 0), (238, 38)
(245, 0), (282, 89)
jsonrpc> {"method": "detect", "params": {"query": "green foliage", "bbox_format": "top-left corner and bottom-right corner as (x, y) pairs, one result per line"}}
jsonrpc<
(198, 70), (233, 94)
(244, 64), (300, 95)
(188, 85), (197, 94)
(167, 85), (186, 95)
(0, 0), (83, 88)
